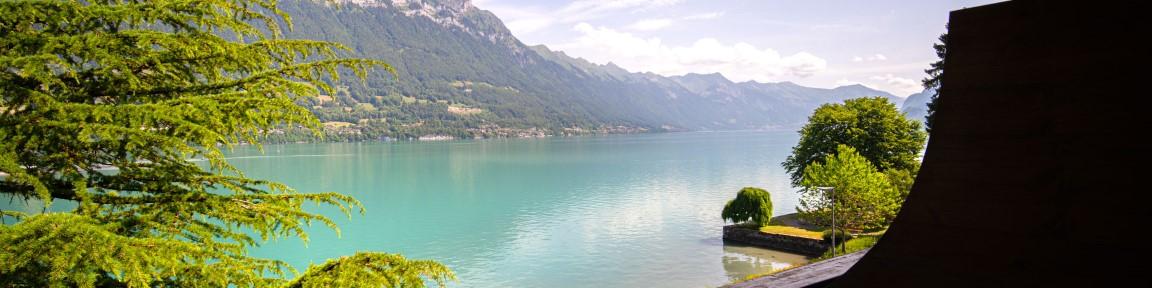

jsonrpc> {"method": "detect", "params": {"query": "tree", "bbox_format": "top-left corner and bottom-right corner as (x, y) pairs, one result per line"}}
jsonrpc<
(798, 145), (901, 231)
(721, 187), (774, 227)
(923, 27), (948, 132)
(884, 168), (916, 200)
(0, 0), (452, 287)
(782, 97), (927, 188)
(284, 253), (454, 288)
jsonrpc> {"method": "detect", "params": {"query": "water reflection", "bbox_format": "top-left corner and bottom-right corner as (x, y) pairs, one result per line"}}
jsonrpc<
(722, 241), (810, 282)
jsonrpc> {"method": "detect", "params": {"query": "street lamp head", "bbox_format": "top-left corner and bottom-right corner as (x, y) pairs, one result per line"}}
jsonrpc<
(815, 186), (834, 191)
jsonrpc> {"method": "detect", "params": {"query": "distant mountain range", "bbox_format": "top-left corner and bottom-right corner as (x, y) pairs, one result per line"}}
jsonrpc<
(267, 0), (912, 141)
(901, 87), (934, 125)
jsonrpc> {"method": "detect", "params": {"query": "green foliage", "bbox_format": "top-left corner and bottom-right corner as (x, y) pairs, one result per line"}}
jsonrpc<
(721, 187), (773, 227)
(1, 213), (223, 287)
(923, 27), (948, 132)
(816, 236), (880, 261)
(821, 229), (855, 243)
(884, 168), (916, 200)
(798, 145), (902, 231)
(0, 0), (449, 286)
(285, 253), (455, 288)
(782, 97), (927, 187)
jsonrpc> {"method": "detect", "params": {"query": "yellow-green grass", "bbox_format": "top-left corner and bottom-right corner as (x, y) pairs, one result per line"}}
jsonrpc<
(734, 264), (803, 284)
(815, 236), (881, 261)
(759, 225), (823, 240)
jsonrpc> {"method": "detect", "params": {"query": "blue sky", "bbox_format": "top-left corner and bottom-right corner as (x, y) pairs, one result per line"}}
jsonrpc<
(472, 0), (1002, 96)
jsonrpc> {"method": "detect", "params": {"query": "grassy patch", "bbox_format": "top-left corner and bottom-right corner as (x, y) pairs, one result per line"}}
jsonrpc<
(734, 235), (882, 285)
(815, 235), (880, 261)
(734, 264), (803, 284)
(759, 225), (823, 240)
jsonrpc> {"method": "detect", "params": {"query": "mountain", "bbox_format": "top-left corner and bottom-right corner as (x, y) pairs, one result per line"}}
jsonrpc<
(901, 88), (935, 124)
(265, 0), (905, 141)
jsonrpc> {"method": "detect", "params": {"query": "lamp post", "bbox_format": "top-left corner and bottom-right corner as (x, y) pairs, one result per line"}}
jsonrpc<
(816, 187), (836, 257)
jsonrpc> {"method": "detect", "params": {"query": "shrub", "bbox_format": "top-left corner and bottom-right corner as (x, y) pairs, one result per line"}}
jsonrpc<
(722, 187), (773, 227)
(821, 229), (855, 243)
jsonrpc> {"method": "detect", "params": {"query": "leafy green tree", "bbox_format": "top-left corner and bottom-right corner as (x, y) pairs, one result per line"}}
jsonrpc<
(782, 97), (927, 187)
(884, 168), (916, 200)
(923, 27), (948, 132)
(721, 187), (774, 227)
(798, 145), (901, 231)
(0, 0), (452, 287)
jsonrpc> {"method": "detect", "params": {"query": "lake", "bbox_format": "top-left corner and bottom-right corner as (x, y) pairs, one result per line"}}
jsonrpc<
(235, 131), (809, 287)
(4, 131), (811, 287)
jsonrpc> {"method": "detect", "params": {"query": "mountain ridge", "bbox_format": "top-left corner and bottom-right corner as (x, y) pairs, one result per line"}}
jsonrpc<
(901, 87), (935, 124)
(266, 0), (909, 141)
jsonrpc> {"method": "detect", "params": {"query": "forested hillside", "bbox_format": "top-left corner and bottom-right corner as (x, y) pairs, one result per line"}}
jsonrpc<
(266, 0), (903, 142)
(901, 87), (935, 125)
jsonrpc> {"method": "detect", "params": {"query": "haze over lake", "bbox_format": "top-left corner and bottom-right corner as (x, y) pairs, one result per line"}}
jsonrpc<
(230, 131), (808, 287)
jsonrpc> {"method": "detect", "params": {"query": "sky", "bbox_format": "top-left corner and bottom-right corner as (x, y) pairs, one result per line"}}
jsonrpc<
(471, 0), (1003, 96)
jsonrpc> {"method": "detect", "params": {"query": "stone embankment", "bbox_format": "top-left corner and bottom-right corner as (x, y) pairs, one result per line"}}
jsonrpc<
(722, 225), (828, 256)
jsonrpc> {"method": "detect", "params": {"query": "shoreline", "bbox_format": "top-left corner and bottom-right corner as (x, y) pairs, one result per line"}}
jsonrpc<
(723, 225), (829, 257)
(257, 128), (802, 145)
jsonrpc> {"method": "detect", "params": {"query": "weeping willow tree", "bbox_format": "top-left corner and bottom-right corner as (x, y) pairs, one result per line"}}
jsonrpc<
(721, 187), (773, 227)
(0, 0), (453, 287)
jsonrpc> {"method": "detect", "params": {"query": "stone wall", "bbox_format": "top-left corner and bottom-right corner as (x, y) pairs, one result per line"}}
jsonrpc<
(722, 225), (828, 256)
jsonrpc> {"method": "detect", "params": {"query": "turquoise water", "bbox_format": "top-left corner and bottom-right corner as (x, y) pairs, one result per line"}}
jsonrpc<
(234, 131), (809, 287)
(5, 131), (811, 287)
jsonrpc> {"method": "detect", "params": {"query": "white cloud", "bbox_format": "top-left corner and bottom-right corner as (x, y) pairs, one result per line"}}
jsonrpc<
(559, 0), (685, 22)
(781, 52), (827, 77)
(828, 74), (920, 96)
(556, 23), (827, 82)
(870, 74), (920, 94)
(832, 74), (922, 96)
(505, 18), (555, 34)
(835, 79), (869, 87)
(853, 54), (888, 62)
(477, 0), (684, 36)
(683, 12), (724, 20)
(626, 18), (674, 31)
